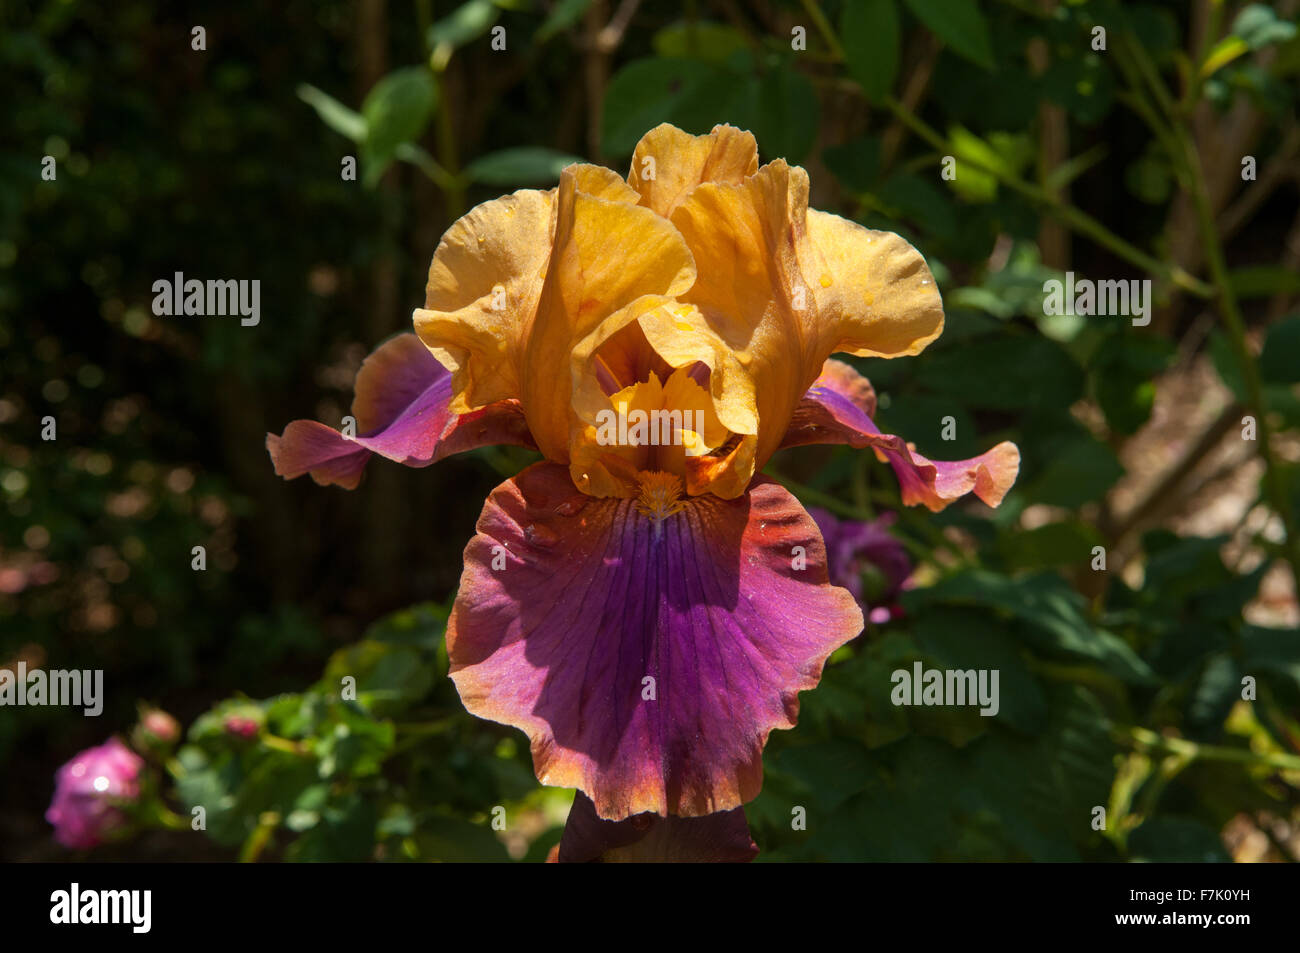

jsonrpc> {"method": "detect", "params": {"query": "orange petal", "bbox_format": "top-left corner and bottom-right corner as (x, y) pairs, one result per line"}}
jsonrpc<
(672, 160), (947, 475)
(521, 165), (697, 462)
(670, 160), (815, 475)
(628, 123), (759, 218)
(799, 210), (944, 360)
(413, 188), (555, 413)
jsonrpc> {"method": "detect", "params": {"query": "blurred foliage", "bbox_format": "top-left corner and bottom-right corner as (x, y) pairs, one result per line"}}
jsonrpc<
(4, 0), (1300, 861)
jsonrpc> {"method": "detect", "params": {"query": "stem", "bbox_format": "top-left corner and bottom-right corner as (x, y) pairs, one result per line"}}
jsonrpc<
(878, 95), (1213, 298)
(262, 734), (310, 755)
(1177, 123), (1300, 607)
(798, 0), (845, 60)
(239, 813), (280, 863)
(432, 72), (465, 220)
(1119, 725), (1300, 773)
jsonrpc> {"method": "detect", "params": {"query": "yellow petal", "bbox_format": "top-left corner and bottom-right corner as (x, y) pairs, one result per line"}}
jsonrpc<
(567, 294), (760, 498)
(670, 160), (813, 474)
(799, 210), (944, 360)
(628, 123), (759, 218)
(413, 188), (554, 413)
(521, 165), (697, 462)
(672, 159), (946, 474)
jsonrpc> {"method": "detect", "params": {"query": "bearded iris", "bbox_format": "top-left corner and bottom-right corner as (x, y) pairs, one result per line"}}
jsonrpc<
(268, 124), (1020, 823)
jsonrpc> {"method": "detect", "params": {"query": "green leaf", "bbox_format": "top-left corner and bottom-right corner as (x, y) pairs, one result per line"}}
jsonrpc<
(1090, 332), (1174, 435)
(322, 640), (434, 715)
(1232, 3), (1298, 51)
(297, 84), (366, 142)
(903, 571), (1155, 684)
(1201, 35), (1250, 77)
(902, 0), (994, 70)
(415, 815), (511, 862)
(535, 0), (592, 44)
(600, 58), (724, 156)
(775, 741), (879, 812)
(1129, 817), (1231, 862)
(464, 146), (583, 186)
(912, 608), (1048, 735)
(361, 67), (438, 188)
(1043, 144), (1107, 193)
(823, 135), (882, 193)
(1242, 625), (1300, 689)
(998, 521), (1103, 572)
(842, 0), (900, 100)
(1124, 150), (1173, 204)
(1208, 328), (1248, 401)
(915, 334), (1085, 411)
(1025, 434), (1124, 508)
(428, 0), (499, 61)
(652, 20), (749, 63)
(733, 67), (820, 162)
(944, 126), (1032, 203)
(1260, 316), (1300, 383)
(286, 794), (378, 862)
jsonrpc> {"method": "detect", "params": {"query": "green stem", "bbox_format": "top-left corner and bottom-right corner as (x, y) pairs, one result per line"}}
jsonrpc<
(239, 813), (279, 863)
(1175, 124), (1300, 608)
(262, 734), (309, 755)
(1120, 725), (1300, 773)
(433, 71), (465, 220)
(798, 0), (845, 60)
(879, 95), (1213, 298)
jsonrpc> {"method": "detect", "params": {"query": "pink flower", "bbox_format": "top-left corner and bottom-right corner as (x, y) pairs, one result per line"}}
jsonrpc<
(223, 715), (260, 739)
(134, 707), (181, 747)
(45, 738), (143, 849)
(807, 508), (913, 623)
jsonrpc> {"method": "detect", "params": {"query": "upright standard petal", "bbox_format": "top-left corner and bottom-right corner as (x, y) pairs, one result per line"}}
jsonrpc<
(521, 165), (697, 464)
(672, 161), (946, 478)
(446, 463), (863, 820)
(413, 187), (555, 413)
(267, 333), (535, 489)
(628, 123), (759, 218)
(781, 359), (1020, 511)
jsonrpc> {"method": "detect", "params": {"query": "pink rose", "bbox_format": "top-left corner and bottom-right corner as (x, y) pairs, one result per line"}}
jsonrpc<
(45, 737), (143, 849)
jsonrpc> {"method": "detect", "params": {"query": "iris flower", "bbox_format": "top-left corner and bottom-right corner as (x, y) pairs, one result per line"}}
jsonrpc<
(268, 124), (1019, 823)
(808, 508), (912, 624)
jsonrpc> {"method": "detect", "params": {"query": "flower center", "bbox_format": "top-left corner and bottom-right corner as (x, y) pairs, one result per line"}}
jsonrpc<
(634, 470), (686, 523)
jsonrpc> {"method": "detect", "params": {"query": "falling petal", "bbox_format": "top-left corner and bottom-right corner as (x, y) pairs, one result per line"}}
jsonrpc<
(446, 463), (862, 820)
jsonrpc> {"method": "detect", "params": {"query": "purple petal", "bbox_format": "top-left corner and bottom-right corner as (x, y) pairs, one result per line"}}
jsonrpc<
(267, 333), (535, 489)
(446, 463), (863, 820)
(781, 359), (1020, 512)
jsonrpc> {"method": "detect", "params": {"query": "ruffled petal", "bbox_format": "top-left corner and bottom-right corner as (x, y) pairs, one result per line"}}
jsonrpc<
(446, 463), (862, 819)
(557, 791), (758, 862)
(266, 333), (535, 489)
(567, 294), (759, 499)
(413, 189), (556, 413)
(521, 166), (697, 463)
(671, 161), (946, 475)
(628, 123), (759, 218)
(780, 359), (1020, 511)
(798, 210), (944, 360)
(670, 160), (815, 479)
